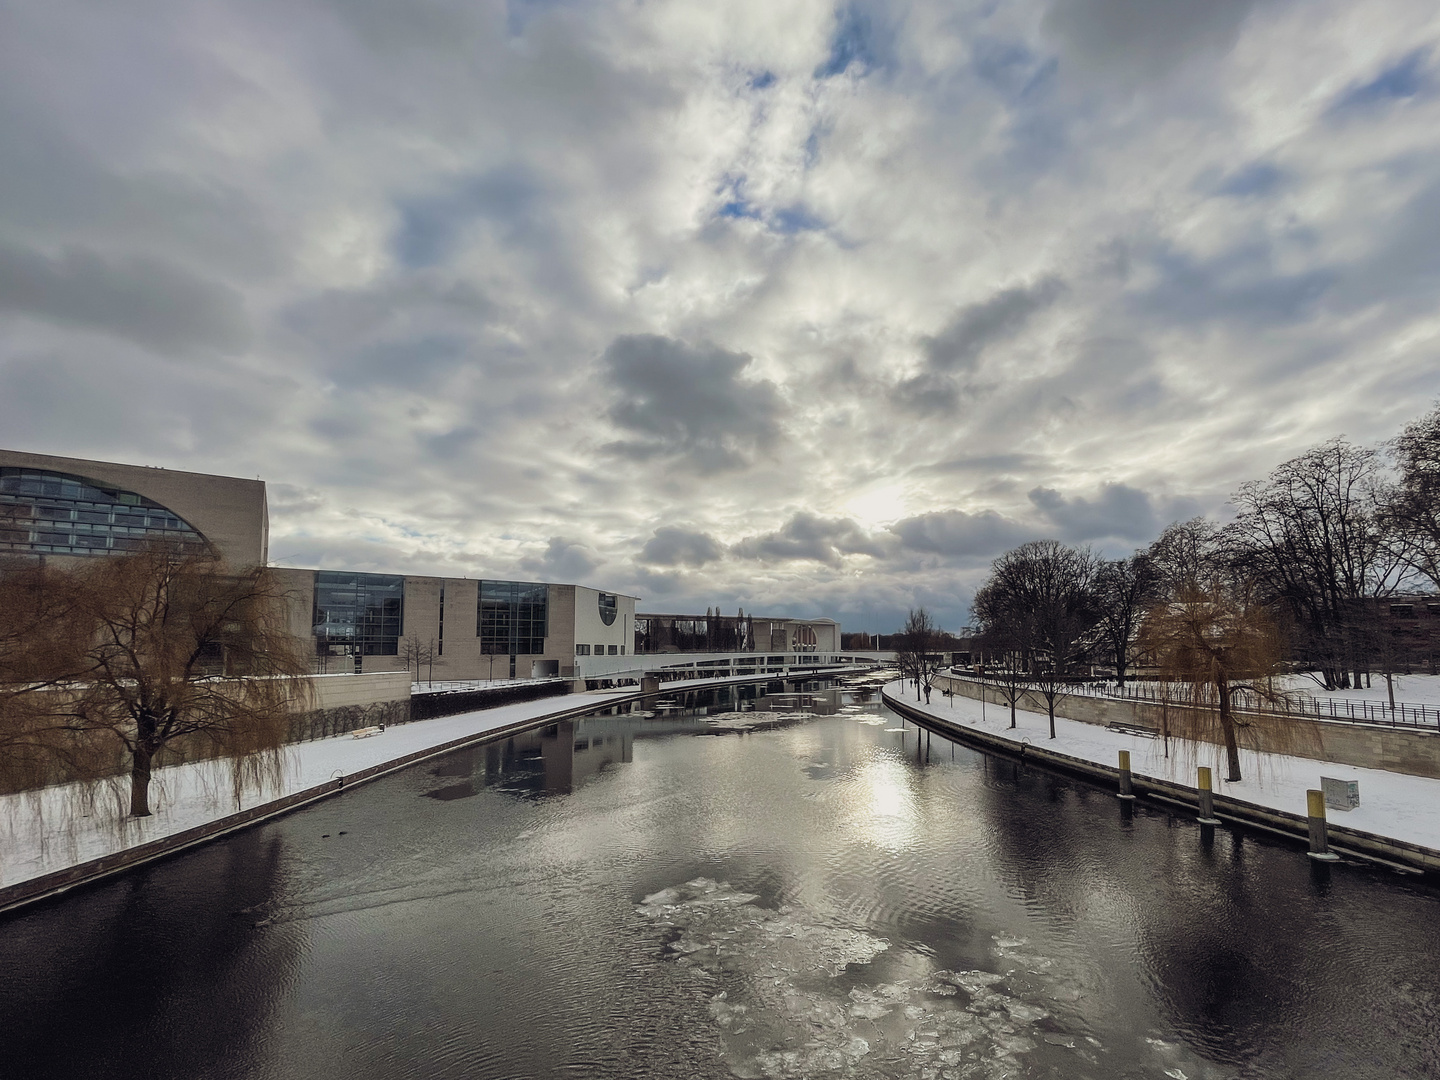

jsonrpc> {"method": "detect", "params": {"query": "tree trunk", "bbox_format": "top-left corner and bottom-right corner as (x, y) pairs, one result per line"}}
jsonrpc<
(1217, 685), (1242, 782)
(1047, 697), (1056, 739)
(130, 745), (155, 817)
(1009, 697), (1016, 729)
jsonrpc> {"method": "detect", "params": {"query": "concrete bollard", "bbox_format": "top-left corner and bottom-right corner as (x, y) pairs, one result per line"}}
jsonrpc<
(1307, 789), (1340, 861)
(1117, 750), (1136, 799)
(1196, 767), (1220, 825)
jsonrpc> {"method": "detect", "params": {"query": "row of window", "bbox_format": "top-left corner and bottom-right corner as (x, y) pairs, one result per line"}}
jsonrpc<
(311, 575), (560, 658)
(478, 580), (548, 656)
(0, 468), (208, 558)
(576, 644), (625, 656)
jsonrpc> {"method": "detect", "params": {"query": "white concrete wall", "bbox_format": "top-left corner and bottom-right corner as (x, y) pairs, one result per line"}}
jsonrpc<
(572, 586), (637, 659)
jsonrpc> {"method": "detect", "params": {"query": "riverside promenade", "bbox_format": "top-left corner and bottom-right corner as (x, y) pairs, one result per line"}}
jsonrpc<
(881, 681), (1440, 875)
(2, 668), (858, 914)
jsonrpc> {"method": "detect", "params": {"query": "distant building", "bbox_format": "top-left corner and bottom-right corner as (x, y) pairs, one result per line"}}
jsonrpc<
(1, 448), (267, 568)
(634, 612), (840, 655)
(1, 449), (850, 683)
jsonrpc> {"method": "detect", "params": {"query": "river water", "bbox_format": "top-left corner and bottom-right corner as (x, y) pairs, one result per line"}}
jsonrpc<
(3, 681), (1439, 1080)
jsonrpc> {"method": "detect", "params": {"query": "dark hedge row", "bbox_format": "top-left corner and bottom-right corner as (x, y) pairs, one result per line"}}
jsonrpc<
(410, 679), (570, 722)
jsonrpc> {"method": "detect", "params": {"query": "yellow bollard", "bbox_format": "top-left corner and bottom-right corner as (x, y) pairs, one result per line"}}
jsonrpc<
(1307, 789), (1339, 861)
(1117, 749), (1135, 799)
(1196, 766), (1220, 825)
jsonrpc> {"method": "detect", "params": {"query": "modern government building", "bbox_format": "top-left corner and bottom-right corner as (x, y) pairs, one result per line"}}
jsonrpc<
(0, 448), (843, 683)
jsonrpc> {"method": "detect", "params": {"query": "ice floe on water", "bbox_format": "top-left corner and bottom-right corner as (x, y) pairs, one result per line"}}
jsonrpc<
(636, 879), (1095, 1078)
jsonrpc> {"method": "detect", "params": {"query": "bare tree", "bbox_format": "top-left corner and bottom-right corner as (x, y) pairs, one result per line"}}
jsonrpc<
(1093, 553), (1160, 687)
(973, 540), (1098, 738)
(0, 559), (95, 792)
(1147, 518), (1230, 598)
(893, 608), (940, 702)
(400, 636), (440, 686)
(1138, 582), (1291, 782)
(1228, 438), (1405, 690)
(1385, 403), (1440, 590)
(0, 546), (310, 816)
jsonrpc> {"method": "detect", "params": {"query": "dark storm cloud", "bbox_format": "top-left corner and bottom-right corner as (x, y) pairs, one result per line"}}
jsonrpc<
(0, 242), (251, 354)
(0, 103), (282, 277)
(1028, 482), (1200, 543)
(888, 509), (1034, 561)
(923, 277), (1066, 372)
(895, 277), (1065, 414)
(519, 536), (602, 582)
(1042, 0), (1264, 80)
(640, 526), (726, 568)
(734, 512), (888, 567)
(602, 334), (783, 472)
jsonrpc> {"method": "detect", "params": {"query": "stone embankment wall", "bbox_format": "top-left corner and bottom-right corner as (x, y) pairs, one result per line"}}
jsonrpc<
(935, 673), (1440, 780)
(288, 671), (413, 741)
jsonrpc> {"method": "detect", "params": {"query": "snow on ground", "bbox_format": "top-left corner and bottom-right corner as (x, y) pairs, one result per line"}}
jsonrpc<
(1278, 672), (1440, 708)
(0, 687), (636, 892)
(889, 682), (1440, 854)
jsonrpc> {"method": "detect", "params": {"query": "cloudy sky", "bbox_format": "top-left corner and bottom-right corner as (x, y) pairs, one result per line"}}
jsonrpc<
(3, 0), (1439, 632)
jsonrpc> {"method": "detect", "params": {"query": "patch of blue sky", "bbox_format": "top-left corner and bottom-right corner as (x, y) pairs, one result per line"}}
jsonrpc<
(1329, 49), (1431, 115)
(971, 38), (1056, 102)
(505, 0), (568, 36)
(1216, 161), (1283, 198)
(719, 199), (761, 220)
(393, 167), (537, 269)
(748, 70), (776, 90)
(1133, 244), (1337, 328)
(771, 205), (825, 234)
(814, 3), (892, 79)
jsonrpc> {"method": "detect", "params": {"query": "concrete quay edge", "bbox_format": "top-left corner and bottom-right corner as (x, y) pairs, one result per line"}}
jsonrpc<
(882, 689), (1440, 877)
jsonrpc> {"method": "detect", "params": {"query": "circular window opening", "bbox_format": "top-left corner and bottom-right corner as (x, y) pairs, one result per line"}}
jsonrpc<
(598, 592), (617, 626)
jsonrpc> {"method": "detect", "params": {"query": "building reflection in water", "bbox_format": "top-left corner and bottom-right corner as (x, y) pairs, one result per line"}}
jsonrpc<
(423, 678), (847, 798)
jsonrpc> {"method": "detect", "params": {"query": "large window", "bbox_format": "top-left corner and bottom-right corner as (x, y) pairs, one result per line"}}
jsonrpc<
(0, 468), (207, 558)
(598, 592), (617, 626)
(313, 571), (405, 656)
(478, 580), (548, 656)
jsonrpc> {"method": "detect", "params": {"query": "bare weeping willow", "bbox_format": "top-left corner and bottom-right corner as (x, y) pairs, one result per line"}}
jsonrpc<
(0, 547), (311, 817)
(1138, 583), (1309, 782)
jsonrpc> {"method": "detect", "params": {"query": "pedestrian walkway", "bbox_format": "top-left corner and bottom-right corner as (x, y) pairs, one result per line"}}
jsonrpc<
(883, 682), (1440, 872)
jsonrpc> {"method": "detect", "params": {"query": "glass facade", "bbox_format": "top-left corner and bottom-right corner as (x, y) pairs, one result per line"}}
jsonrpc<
(478, 580), (548, 656)
(0, 468), (207, 558)
(313, 571), (405, 657)
(598, 592), (617, 626)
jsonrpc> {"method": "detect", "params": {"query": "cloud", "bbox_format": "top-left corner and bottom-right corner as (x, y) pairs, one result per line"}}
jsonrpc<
(922, 277), (1066, 372)
(640, 526), (726, 567)
(0, 242), (250, 354)
(815, 3), (896, 79)
(888, 509), (1035, 561)
(394, 166), (542, 269)
(602, 334), (784, 472)
(519, 536), (602, 583)
(1027, 483), (1201, 544)
(1042, 0), (1264, 81)
(734, 512), (888, 567)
